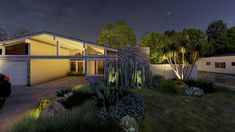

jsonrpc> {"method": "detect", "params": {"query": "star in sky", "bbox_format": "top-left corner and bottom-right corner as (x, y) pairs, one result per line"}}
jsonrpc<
(167, 11), (171, 16)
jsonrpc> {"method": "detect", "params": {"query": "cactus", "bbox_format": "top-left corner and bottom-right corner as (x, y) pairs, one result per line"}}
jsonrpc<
(104, 55), (153, 89)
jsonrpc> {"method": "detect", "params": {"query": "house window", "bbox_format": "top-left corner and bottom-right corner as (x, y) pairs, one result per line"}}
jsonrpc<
(5, 43), (28, 55)
(70, 62), (76, 72)
(215, 62), (226, 69)
(206, 62), (211, 65)
(232, 62), (235, 66)
(87, 60), (104, 75)
(0, 49), (2, 55)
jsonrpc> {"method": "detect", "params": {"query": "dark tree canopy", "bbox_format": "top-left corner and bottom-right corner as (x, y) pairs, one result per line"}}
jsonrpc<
(206, 20), (227, 41)
(203, 20), (235, 56)
(0, 25), (7, 41)
(97, 20), (136, 48)
(203, 20), (229, 56)
(140, 32), (167, 64)
(216, 26), (235, 54)
(164, 30), (176, 37)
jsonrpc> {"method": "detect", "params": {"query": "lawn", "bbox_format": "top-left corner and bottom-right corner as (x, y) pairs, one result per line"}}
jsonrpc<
(136, 88), (235, 132)
(11, 81), (235, 132)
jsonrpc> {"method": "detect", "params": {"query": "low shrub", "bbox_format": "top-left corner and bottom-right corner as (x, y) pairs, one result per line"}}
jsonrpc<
(56, 87), (72, 97)
(58, 84), (96, 109)
(158, 80), (180, 94)
(11, 100), (121, 132)
(153, 75), (165, 83)
(184, 87), (204, 97)
(72, 83), (94, 93)
(60, 91), (96, 109)
(120, 115), (139, 132)
(94, 87), (118, 108)
(98, 93), (144, 120)
(185, 79), (215, 93)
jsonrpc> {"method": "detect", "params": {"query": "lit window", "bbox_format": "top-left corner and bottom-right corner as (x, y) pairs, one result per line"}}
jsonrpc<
(232, 62), (235, 66)
(215, 62), (226, 69)
(206, 62), (211, 65)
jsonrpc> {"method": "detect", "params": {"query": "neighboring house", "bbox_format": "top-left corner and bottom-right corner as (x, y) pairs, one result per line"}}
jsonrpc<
(0, 32), (117, 86)
(197, 54), (235, 74)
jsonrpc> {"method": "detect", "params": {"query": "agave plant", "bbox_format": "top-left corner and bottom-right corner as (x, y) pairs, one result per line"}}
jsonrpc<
(94, 87), (118, 108)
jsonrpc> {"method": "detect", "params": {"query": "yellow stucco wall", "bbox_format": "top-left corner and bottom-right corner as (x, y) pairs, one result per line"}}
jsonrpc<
(29, 40), (70, 85)
(88, 60), (96, 75)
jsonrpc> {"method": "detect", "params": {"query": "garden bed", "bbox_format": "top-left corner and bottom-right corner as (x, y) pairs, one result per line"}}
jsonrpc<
(10, 77), (235, 132)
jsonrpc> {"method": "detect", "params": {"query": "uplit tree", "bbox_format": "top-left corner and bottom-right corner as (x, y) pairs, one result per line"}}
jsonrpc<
(97, 20), (136, 48)
(163, 28), (206, 81)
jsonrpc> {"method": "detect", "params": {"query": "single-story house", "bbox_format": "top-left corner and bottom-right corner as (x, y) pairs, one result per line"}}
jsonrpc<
(196, 54), (235, 74)
(0, 32), (117, 86)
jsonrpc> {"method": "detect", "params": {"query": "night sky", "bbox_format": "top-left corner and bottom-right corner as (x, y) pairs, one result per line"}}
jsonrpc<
(0, 0), (234, 42)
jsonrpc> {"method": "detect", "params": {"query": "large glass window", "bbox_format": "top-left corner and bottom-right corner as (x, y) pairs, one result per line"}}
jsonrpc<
(70, 62), (76, 72)
(70, 61), (84, 74)
(77, 62), (83, 73)
(5, 43), (28, 55)
(88, 60), (104, 75)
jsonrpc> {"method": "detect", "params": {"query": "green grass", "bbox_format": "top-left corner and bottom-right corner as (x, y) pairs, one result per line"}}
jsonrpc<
(10, 100), (120, 132)
(134, 88), (235, 132)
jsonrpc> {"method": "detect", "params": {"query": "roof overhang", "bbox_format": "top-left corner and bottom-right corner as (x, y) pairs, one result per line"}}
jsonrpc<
(0, 32), (117, 52)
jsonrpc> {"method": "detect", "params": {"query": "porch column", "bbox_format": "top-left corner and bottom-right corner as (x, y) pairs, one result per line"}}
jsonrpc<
(84, 44), (88, 79)
(56, 41), (60, 56)
(26, 42), (31, 86)
(2, 47), (5, 55)
(104, 48), (107, 72)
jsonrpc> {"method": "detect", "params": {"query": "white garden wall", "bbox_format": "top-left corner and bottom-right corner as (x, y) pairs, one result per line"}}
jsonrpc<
(150, 64), (197, 79)
(197, 56), (235, 74)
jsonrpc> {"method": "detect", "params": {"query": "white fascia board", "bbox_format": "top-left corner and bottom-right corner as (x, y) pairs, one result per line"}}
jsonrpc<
(0, 32), (47, 45)
(0, 55), (117, 60)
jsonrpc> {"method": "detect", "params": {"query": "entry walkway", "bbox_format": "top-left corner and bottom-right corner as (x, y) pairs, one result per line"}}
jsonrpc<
(0, 76), (86, 132)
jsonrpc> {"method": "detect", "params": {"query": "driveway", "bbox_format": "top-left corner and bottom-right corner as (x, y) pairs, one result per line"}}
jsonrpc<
(0, 76), (87, 132)
(198, 71), (235, 87)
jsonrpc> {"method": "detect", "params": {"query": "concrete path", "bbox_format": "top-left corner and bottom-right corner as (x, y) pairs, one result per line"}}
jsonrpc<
(0, 76), (86, 132)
